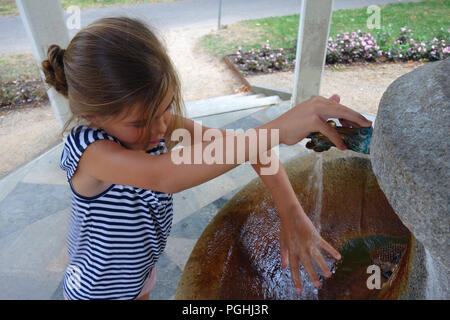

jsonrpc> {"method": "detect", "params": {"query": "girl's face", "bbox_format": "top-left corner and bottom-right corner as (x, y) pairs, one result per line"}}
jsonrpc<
(86, 91), (173, 151)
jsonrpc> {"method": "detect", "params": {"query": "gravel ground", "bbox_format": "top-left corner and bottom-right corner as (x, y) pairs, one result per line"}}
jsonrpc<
(247, 61), (424, 115)
(0, 26), (424, 178)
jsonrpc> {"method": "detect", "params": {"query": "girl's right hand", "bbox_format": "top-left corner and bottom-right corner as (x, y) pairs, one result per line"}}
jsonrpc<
(275, 95), (372, 149)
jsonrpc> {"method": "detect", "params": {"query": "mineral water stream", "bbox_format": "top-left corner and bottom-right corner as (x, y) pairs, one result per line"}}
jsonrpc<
(304, 152), (324, 233)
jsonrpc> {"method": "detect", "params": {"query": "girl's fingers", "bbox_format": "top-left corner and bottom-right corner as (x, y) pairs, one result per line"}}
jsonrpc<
(329, 94), (340, 103)
(321, 100), (372, 127)
(320, 237), (341, 260)
(289, 254), (302, 294)
(318, 120), (347, 150)
(311, 248), (332, 278)
(280, 236), (289, 269)
(339, 118), (361, 128)
(300, 253), (321, 288)
(329, 96), (369, 129)
(338, 106), (373, 127)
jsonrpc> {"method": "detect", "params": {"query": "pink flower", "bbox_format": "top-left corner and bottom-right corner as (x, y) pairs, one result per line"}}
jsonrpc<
(401, 27), (406, 32)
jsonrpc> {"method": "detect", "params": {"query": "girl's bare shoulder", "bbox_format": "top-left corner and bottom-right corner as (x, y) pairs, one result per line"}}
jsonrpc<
(75, 139), (171, 193)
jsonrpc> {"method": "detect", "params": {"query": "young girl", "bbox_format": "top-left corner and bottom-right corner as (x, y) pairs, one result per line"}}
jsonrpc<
(41, 16), (372, 300)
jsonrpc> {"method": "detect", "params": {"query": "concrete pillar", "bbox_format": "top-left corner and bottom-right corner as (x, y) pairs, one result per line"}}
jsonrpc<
(291, 0), (333, 107)
(15, 0), (72, 128)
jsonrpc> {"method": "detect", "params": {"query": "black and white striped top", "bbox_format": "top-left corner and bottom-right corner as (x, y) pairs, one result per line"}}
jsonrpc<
(60, 125), (173, 300)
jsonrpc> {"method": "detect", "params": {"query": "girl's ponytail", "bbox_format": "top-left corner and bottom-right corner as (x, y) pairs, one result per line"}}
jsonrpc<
(41, 44), (68, 98)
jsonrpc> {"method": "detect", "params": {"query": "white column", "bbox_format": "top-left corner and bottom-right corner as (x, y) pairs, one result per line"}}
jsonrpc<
(15, 0), (72, 128)
(291, 0), (333, 107)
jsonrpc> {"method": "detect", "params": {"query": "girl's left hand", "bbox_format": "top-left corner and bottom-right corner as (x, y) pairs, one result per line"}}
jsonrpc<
(279, 202), (341, 294)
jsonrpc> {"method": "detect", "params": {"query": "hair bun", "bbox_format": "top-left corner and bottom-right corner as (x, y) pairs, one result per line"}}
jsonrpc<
(41, 44), (68, 97)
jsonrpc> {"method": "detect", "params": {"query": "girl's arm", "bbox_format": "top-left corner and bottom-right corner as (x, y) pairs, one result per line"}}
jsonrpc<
(77, 118), (279, 194)
(78, 96), (371, 195)
(251, 149), (341, 293)
(176, 116), (342, 293)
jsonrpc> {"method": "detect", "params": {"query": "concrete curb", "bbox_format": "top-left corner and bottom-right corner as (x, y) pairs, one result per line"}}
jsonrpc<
(251, 85), (292, 101)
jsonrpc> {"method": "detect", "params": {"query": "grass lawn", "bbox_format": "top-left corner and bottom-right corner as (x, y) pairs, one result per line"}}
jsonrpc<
(199, 0), (450, 57)
(0, 53), (38, 82)
(0, 0), (179, 17)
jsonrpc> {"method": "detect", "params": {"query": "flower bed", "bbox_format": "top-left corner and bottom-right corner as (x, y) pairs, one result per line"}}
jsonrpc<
(228, 27), (449, 76)
(228, 45), (296, 76)
(0, 78), (47, 114)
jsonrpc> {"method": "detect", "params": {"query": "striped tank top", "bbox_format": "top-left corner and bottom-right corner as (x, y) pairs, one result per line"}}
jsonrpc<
(60, 125), (173, 300)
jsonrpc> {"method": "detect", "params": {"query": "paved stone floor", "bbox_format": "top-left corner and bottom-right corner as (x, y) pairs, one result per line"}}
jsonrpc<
(0, 102), (375, 299)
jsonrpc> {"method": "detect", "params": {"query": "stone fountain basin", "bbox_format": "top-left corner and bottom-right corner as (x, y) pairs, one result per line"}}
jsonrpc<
(175, 150), (414, 300)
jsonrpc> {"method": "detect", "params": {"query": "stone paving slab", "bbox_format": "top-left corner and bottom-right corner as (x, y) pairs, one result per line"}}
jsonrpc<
(0, 208), (69, 299)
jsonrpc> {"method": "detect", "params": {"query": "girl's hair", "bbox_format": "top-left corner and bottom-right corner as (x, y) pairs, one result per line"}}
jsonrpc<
(41, 16), (184, 151)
